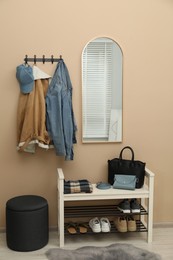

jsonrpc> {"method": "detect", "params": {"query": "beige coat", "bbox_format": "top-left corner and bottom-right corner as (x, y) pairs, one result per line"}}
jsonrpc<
(17, 77), (50, 153)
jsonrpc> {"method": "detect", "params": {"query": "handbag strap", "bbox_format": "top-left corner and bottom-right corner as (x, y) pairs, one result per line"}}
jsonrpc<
(119, 146), (135, 161)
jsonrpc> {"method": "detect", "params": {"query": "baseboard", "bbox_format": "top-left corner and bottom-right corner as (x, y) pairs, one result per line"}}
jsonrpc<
(49, 226), (57, 231)
(153, 222), (173, 228)
(0, 227), (5, 233)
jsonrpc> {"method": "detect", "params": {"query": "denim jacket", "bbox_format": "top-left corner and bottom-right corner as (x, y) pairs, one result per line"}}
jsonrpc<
(46, 59), (77, 160)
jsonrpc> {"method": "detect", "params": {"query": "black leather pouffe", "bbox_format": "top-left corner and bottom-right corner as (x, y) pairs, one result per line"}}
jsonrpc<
(6, 195), (49, 252)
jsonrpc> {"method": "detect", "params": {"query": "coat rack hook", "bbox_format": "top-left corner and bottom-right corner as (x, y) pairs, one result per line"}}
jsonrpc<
(34, 55), (37, 65)
(42, 55), (45, 64)
(25, 55), (28, 65)
(51, 55), (54, 64)
(60, 55), (62, 60)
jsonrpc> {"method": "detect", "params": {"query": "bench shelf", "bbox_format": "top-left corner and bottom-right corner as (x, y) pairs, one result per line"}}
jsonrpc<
(57, 168), (154, 247)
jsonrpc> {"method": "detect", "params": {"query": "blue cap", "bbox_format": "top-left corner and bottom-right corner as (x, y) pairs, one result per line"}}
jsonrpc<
(16, 65), (34, 94)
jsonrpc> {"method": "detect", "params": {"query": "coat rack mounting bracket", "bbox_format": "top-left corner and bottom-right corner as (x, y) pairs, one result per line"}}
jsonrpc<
(24, 55), (63, 65)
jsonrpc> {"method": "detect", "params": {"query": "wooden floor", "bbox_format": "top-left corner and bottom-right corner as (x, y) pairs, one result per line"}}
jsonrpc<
(0, 226), (173, 260)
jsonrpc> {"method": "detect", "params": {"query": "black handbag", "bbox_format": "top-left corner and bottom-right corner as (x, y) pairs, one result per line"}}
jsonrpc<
(108, 146), (146, 188)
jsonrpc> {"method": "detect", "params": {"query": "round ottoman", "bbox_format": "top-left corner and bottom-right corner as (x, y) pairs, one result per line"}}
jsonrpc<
(6, 195), (49, 252)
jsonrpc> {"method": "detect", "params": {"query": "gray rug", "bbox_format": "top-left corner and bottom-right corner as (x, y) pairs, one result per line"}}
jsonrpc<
(46, 243), (161, 260)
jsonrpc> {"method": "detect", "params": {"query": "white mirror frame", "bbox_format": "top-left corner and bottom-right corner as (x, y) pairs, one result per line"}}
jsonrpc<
(82, 37), (123, 143)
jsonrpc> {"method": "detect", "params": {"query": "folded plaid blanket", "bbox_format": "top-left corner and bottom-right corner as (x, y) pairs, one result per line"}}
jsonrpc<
(64, 179), (93, 194)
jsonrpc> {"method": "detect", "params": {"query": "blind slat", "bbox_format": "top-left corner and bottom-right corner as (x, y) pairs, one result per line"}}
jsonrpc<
(82, 39), (114, 140)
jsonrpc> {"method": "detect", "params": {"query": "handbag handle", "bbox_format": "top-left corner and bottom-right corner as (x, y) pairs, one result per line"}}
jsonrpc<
(119, 146), (135, 161)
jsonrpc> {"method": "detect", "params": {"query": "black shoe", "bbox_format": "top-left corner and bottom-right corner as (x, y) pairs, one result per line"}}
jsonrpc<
(130, 199), (140, 213)
(117, 199), (130, 213)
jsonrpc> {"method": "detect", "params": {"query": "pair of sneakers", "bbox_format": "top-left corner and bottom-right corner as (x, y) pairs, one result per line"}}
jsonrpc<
(117, 199), (140, 213)
(115, 216), (137, 232)
(89, 217), (111, 233)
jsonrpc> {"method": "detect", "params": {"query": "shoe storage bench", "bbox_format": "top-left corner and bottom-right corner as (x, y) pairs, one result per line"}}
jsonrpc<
(57, 168), (155, 247)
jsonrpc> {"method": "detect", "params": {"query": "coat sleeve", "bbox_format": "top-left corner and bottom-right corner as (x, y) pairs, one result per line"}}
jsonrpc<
(46, 85), (66, 157)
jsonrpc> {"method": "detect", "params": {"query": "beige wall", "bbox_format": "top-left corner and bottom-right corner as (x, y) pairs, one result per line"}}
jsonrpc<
(0, 0), (173, 228)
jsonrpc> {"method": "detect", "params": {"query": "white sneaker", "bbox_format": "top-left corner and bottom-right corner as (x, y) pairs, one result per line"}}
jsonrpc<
(100, 217), (111, 232)
(89, 217), (101, 233)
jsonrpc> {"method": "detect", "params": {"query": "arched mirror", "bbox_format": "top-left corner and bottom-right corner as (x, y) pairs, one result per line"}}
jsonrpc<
(82, 37), (123, 143)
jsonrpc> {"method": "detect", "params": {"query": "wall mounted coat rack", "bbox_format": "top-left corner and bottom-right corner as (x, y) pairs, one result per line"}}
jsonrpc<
(24, 55), (63, 65)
